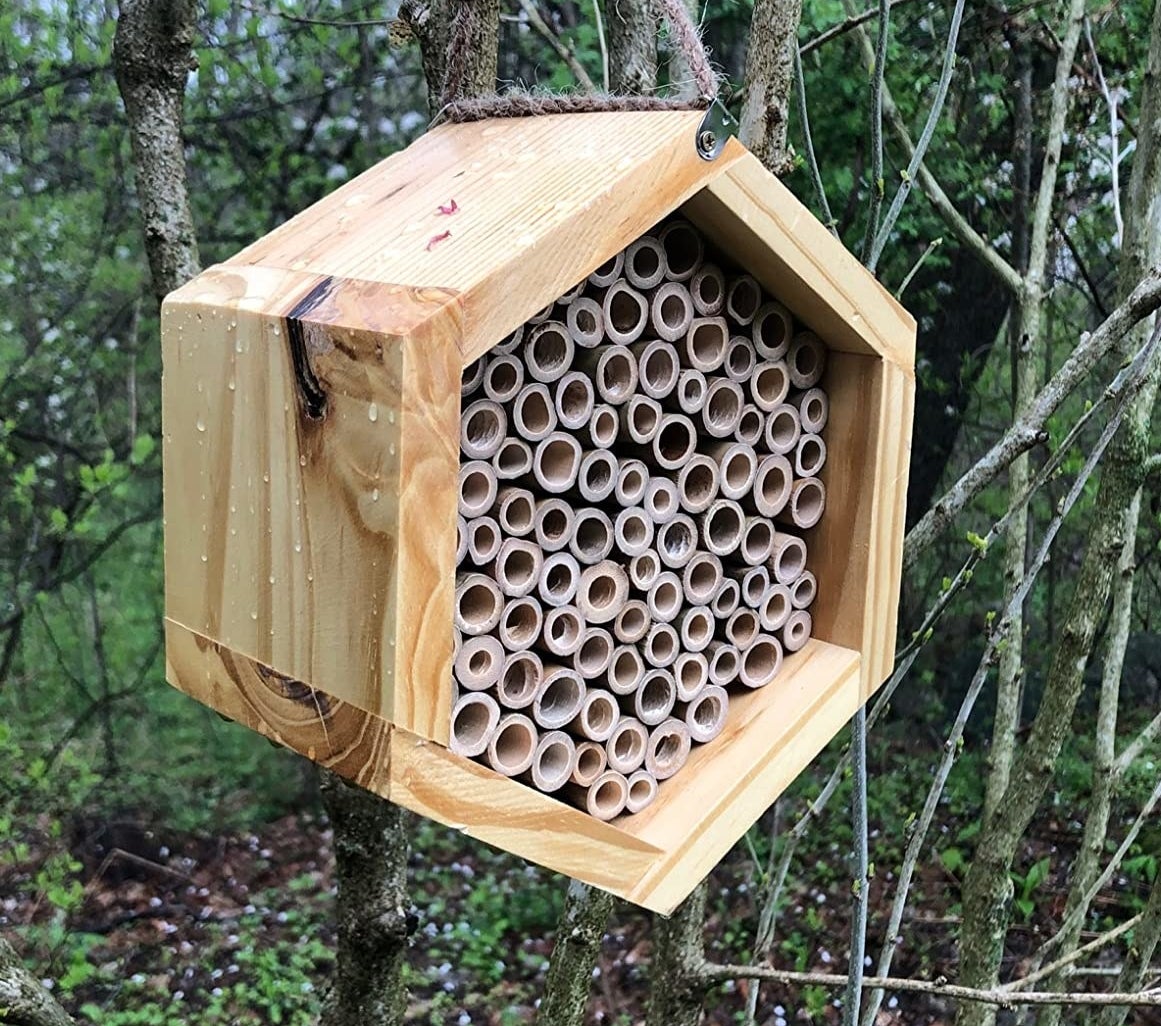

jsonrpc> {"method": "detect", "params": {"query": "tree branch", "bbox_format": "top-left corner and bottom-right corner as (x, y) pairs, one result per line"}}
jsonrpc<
(0, 936), (75, 1026)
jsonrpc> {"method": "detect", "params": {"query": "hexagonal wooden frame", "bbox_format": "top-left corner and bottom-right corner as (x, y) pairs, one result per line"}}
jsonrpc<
(161, 111), (915, 914)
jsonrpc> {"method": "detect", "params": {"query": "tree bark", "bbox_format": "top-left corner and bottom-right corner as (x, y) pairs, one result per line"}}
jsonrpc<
(645, 882), (708, 1026)
(607, 0), (658, 94)
(536, 881), (616, 1026)
(738, 0), (803, 174)
(1090, 870), (1161, 1026)
(0, 937), (75, 1026)
(400, 0), (500, 115)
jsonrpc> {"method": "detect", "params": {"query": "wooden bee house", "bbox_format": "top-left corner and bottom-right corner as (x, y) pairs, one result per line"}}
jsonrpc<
(162, 111), (915, 914)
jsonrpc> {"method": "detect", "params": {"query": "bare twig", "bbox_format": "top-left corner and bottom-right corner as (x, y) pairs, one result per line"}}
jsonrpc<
(860, 0), (890, 262)
(592, 0), (609, 92)
(517, 0), (598, 92)
(843, 705), (869, 1026)
(895, 237), (942, 298)
(1085, 17), (1124, 247)
(1004, 914), (1143, 992)
(794, 46), (836, 233)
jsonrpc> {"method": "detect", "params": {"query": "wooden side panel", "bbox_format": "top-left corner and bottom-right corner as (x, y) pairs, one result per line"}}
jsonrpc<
(681, 152), (916, 369)
(618, 641), (861, 912)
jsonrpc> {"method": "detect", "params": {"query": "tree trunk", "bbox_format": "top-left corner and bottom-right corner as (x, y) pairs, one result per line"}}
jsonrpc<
(645, 883), (709, 1026)
(401, 0), (500, 115)
(738, 0), (803, 174)
(537, 881), (616, 1026)
(0, 937), (75, 1026)
(1089, 870), (1161, 1026)
(607, 0), (658, 94)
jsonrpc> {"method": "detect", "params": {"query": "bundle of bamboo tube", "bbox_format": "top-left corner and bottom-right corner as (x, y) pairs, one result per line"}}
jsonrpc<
(450, 218), (829, 821)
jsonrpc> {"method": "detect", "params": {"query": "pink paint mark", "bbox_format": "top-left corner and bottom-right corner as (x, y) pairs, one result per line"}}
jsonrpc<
(426, 230), (452, 251)
(437, 198), (459, 215)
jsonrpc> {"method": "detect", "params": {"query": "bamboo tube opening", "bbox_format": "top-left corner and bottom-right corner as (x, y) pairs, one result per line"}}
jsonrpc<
(579, 451), (618, 503)
(590, 404), (620, 448)
(458, 461), (497, 518)
(634, 667), (677, 725)
(450, 692), (501, 758)
(702, 378), (744, 438)
(570, 508), (614, 564)
(702, 499), (744, 557)
(799, 387), (829, 433)
(753, 454), (793, 518)
(573, 628), (615, 680)
(484, 355), (524, 404)
(726, 608), (761, 651)
(455, 573), (503, 635)
(487, 713), (538, 776)
(538, 551), (581, 607)
(607, 718), (648, 773)
(496, 488), (535, 537)
(711, 577), (741, 619)
(588, 252), (624, 288)
(707, 642), (740, 685)
(493, 325), (524, 355)
(691, 263), (725, 315)
(791, 570), (817, 609)
(724, 335), (756, 382)
(741, 566), (770, 608)
(683, 552), (723, 605)
(513, 384), (557, 441)
(456, 514), (468, 564)
(499, 596), (543, 652)
(686, 684), (729, 742)
(625, 236), (667, 289)
(542, 605), (585, 656)
(493, 437), (533, 479)
(584, 770), (630, 820)
(647, 571), (683, 622)
(572, 688), (619, 740)
(788, 332), (827, 388)
(495, 539), (542, 597)
(679, 605), (714, 652)
(646, 719), (692, 780)
(623, 395), (661, 445)
(531, 730), (576, 792)
(534, 667), (586, 728)
(566, 296), (604, 348)
(534, 432), (582, 493)
(751, 361), (790, 411)
(740, 636), (783, 688)
(525, 321), (574, 383)
(673, 455), (717, 515)
(577, 560), (629, 623)
(770, 533), (808, 585)
(596, 346), (638, 405)
(714, 442), (758, 501)
(616, 459), (649, 506)
(648, 284), (694, 345)
(760, 583), (792, 631)
(735, 405), (764, 446)
(658, 220), (703, 281)
(795, 434), (827, 478)
(653, 414), (697, 470)
(466, 516), (501, 565)
(555, 372), (595, 430)
(764, 403), (801, 455)
(726, 275), (761, 325)
(782, 477), (826, 529)
(741, 517), (775, 566)
(645, 476), (680, 523)
(625, 769), (659, 814)
(603, 281), (649, 344)
(613, 599), (651, 644)
(635, 338), (681, 396)
(684, 317), (728, 373)
(657, 514), (697, 569)
(572, 741), (607, 786)
(462, 357), (486, 396)
(753, 301), (793, 360)
(781, 610), (813, 652)
(673, 651), (709, 702)
(457, 635), (505, 690)
(643, 623), (679, 670)
(629, 551), (660, 591)
(607, 644), (645, 695)
(677, 369), (707, 414)
(461, 399), (507, 459)
(614, 506), (654, 557)
(534, 498), (574, 552)
(499, 650), (543, 708)
(527, 302), (555, 325)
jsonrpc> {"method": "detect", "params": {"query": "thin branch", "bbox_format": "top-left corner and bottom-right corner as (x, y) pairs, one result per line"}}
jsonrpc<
(860, 0), (890, 262)
(592, 0), (609, 92)
(1085, 17), (1124, 247)
(1114, 706), (1161, 772)
(1004, 914), (1143, 992)
(800, 0), (917, 56)
(895, 237), (942, 298)
(842, 705), (869, 1026)
(794, 46), (837, 234)
(517, 0), (598, 92)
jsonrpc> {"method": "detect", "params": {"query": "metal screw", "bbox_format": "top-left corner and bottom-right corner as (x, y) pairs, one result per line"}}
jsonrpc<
(697, 130), (717, 157)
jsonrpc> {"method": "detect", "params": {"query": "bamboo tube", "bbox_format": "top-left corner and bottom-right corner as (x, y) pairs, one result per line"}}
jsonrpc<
(750, 360), (790, 412)
(740, 635), (784, 688)
(569, 507), (614, 564)
(607, 644), (645, 696)
(682, 551), (723, 606)
(497, 650), (542, 709)
(461, 398), (507, 459)
(702, 378), (744, 438)
(735, 404), (764, 446)
(710, 441), (758, 501)
(571, 740), (607, 787)
(606, 717), (649, 774)
(461, 356), (486, 397)
(538, 551), (581, 608)
(646, 284), (695, 345)
(576, 559), (630, 623)
(495, 487), (535, 537)
(725, 607), (761, 651)
(614, 506), (655, 558)
(777, 477), (826, 530)
(751, 454), (793, 518)
(450, 691), (501, 758)
(558, 278), (586, 304)
(795, 433), (827, 478)
(527, 301), (555, 325)
(682, 684), (729, 743)
(533, 432), (582, 493)
(534, 497), (574, 552)
(492, 324), (524, 356)
(483, 354), (524, 404)
(494, 538), (543, 598)
(769, 532), (808, 585)
(798, 387), (829, 433)
(456, 514), (468, 564)
(513, 383), (558, 442)
(791, 570), (817, 610)
(711, 577), (741, 619)
(588, 251), (624, 288)
(724, 335), (756, 383)
(726, 274), (762, 325)
(678, 605), (714, 653)
(629, 551), (661, 591)
(633, 338), (682, 398)
(454, 635), (505, 691)
(677, 454), (719, 515)
(589, 404), (620, 448)
(706, 641), (740, 686)
(752, 301), (793, 360)
(613, 598), (651, 644)
(454, 572), (503, 636)
(624, 235), (667, 289)
(642, 623), (679, 669)
(565, 770), (629, 821)
(615, 459), (650, 506)
(690, 262), (725, 315)
(656, 513), (698, 569)
(576, 344), (638, 405)
(701, 498), (745, 557)
(601, 280), (649, 345)
(740, 566), (770, 608)
(499, 595), (544, 652)
(541, 605), (585, 657)
(676, 369), (707, 414)
(759, 583), (792, 632)
(625, 769), (659, 814)
(578, 450), (619, 503)
(780, 610), (813, 653)
(565, 295), (604, 348)
(788, 331), (828, 388)
(485, 712), (538, 777)
(683, 317), (729, 373)
(524, 321), (573, 384)
(628, 667), (677, 725)
(529, 730), (577, 792)
(554, 371), (595, 430)
(646, 718), (692, 780)
(673, 651), (709, 703)
(569, 688), (620, 742)
(644, 476), (680, 524)
(646, 571), (683, 623)
(620, 395), (661, 445)
(493, 437), (533, 480)
(652, 413), (697, 471)
(657, 219), (703, 281)
(572, 627), (615, 680)
(740, 516), (775, 566)
(467, 518), (500, 570)
(459, 460), (498, 518)
(764, 403), (801, 455)
(533, 665), (587, 729)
